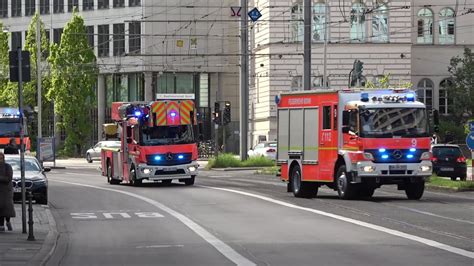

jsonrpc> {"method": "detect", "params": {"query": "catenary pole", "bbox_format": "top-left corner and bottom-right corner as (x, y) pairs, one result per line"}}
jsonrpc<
(240, 0), (249, 160)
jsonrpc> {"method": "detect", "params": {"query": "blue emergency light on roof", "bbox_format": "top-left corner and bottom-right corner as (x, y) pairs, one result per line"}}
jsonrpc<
(170, 111), (177, 117)
(134, 110), (142, 117)
(406, 93), (415, 102)
(409, 148), (416, 152)
(361, 93), (369, 102)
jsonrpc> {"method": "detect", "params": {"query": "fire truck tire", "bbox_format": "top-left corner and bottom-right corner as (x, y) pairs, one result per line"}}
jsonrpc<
(108, 163), (120, 185)
(184, 176), (195, 186)
(129, 167), (142, 186)
(405, 181), (425, 200)
(357, 186), (375, 198)
(335, 165), (356, 200)
(291, 165), (318, 198)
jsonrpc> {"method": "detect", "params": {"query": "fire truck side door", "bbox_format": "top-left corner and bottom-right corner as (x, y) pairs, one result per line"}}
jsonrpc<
(319, 104), (337, 181)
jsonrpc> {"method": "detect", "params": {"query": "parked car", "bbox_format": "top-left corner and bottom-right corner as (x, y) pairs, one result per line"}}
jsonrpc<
(431, 144), (467, 181)
(248, 141), (277, 160)
(5, 155), (50, 204)
(86, 141), (121, 163)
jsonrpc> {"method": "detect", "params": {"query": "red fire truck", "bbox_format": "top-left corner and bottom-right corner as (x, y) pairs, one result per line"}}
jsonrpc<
(101, 95), (199, 186)
(0, 107), (31, 152)
(276, 89), (432, 200)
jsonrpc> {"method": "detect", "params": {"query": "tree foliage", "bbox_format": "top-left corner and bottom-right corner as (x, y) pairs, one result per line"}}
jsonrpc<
(365, 74), (413, 89)
(447, 48), (474, 124)
(48, 11), (98, 156)
(0, 22), (12, 106)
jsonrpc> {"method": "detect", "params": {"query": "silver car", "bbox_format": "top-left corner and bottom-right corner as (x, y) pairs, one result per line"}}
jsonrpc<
(86, 141), (121, 163)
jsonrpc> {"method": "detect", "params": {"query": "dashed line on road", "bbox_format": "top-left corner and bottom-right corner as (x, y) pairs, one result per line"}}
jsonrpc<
(51, 179), (256, 266)
(201, 185), (474, 259)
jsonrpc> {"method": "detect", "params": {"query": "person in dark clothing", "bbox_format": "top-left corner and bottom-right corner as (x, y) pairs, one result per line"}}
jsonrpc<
(4, 138), (19, 155)
(0, 152), (15, 231)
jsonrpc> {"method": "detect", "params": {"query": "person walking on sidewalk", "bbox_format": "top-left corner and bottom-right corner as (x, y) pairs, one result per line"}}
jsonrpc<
(0, 152), (15, 231)
(4, 138), (19, 155)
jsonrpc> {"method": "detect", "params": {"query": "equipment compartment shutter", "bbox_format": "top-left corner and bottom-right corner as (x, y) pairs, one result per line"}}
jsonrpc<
(289, 109), (304, 152)
(277, 109), (289, 160)
(304, 108), (319, 161)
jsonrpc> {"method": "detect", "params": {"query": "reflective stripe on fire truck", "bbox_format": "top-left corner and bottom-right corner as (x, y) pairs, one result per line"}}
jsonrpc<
(180, 100), (194, 125)
(151, 101), (166, 126)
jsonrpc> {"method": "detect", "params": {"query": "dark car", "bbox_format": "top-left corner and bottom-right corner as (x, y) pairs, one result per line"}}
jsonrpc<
(5, 155), (50, 204)
(431, 144), (467, 181)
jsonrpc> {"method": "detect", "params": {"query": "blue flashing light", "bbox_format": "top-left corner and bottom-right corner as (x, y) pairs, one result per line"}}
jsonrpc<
(178, 155), (184, 160)
(381, 154), (389, 159)
(170, 112), (177, 117)
(134, 110), (142, 117)
(406, 154), (414, 159)
(361, 92), (369, 102)
(406, 93), (415, 102)
(409, 148), (416, 152)
(378, 148), (386, 153)
(154, 156), (162, 161)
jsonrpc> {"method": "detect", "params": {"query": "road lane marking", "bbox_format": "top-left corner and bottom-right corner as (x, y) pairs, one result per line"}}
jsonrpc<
(383, 204), (474, 225)
(52, 180), (255, 266)
(202, 186), (474, 259)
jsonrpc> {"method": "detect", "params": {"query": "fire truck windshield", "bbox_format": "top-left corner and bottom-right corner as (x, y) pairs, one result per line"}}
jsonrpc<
(141, 125), (195, 146)
(359, 107), (429, 138)
(0, 121), (21, 137)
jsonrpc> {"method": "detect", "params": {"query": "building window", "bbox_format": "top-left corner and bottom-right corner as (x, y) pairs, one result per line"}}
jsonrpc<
(372, 3), (389, 42)
(98, 24), (109, 57)
(86, 26), (94, 49)
(68, 0), (78, 12)
(312, 3), (327, 42)
(11, 0), (21, 17)
(98, 0), (108, 9)
(439, 8), (455, 45)
(113, 23), (125, 56)
(129, 22), (141, 54)
(128, 73), (144, 101)
(129, 0), (140, 7)
(53, 28), (63, 44)
(291, 76), (302, 91)
(11, 31), (22, 50)
(439, 79), (452, 115)
(157, 73), (195, 94)
(322, 106), (331, 129)
(417, 8), (433, 44)
(290, 3), (303, 42)
(54, 0), (64, 13)
(199, 73), (209, 108)
(25, 0), (36, 16)
(83, 0), (93, 10)
(113, 0), (124, 8)
(350, 2), (366, 43)
(40, 0), (50, 14)
(0, 0), (7, 17)
(417, 79), (433, 112)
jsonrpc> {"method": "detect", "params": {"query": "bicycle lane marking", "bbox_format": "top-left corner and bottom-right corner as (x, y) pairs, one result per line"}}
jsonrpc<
(201, 185), (474, 259)
(50, 179), (256, 266)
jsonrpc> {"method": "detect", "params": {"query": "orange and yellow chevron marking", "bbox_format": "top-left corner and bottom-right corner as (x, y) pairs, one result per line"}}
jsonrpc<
(180, 100), (194, 125)
(166, 101), (180, 126)
(152, 101), (166, 126)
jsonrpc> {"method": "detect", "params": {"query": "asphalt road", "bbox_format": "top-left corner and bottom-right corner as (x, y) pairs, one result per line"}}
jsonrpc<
(45, 162), (473, 266)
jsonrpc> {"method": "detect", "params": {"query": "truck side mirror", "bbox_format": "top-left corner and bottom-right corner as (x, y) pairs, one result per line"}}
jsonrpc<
(433, 109), (440, 133)
(342, 110), (350, 126)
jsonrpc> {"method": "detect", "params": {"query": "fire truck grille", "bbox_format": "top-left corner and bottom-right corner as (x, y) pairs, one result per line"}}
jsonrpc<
(146, 153), (193, 166)
(365, 149), (428, 163)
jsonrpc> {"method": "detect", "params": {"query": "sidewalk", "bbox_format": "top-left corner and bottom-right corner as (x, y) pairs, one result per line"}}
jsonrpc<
(0, 204), (57, 265)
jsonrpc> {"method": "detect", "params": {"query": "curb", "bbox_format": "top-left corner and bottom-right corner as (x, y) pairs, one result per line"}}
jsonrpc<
(212, 167), (264, 171)
(30, 205), (59, 266)
(426, 184), (474, 193)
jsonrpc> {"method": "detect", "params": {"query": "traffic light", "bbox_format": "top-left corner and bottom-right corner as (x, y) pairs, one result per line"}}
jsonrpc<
(213, 102), (221, 125)
(223, 101), (231, 125)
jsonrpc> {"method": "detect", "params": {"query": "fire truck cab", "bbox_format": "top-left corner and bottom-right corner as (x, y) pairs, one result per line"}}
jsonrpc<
(101, 95), (199, 186)
(0, 107), (30, 152)
(277, 89), (432, 200)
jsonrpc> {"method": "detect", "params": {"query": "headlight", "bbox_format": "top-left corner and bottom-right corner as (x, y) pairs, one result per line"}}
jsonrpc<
(142, 168), (152, 174)
(188, 166), (197, 172)
(362, 166), (375, 172)
(420, 165), (431, 172)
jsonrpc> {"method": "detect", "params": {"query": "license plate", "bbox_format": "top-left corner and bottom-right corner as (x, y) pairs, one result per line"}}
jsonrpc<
(164, 168), (177, 172)
(13, 187), (21, 193)
(389, 165), (407, 171)
(440, 167), (454, 171)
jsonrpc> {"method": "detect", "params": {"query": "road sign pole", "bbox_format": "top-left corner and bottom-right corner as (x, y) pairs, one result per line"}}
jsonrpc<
(239, 0), (249, 161)
(303, 0), (311, 91)
(17, 48), (27, 234)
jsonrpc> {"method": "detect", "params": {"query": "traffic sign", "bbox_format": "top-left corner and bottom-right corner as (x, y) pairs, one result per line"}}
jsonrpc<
(248, 7), (262, 22)
(467, 132), (474, 150)
(469, 121), (474, 132)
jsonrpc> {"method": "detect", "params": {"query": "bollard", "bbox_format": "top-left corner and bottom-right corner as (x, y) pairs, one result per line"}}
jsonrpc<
(27, 192), (35, 241)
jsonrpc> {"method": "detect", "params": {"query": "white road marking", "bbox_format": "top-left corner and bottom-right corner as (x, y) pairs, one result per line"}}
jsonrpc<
(202, 186), (474, 259)
(53, 180), (255, 266)
(103, 212), (132, 219)
(384, 204), (474, 225)
(136, 245), (184, 249)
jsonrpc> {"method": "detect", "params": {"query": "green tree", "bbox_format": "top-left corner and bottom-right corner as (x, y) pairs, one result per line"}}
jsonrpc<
(0, 22), (12, 106)
(365, 74), (413, 89)
(48, 11), (98, 156)
(447, 48), (474, 125)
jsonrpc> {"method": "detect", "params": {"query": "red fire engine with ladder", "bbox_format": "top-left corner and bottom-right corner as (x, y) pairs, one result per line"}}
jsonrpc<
(276, 89), (433, 200)
(101, 94), (199, 186)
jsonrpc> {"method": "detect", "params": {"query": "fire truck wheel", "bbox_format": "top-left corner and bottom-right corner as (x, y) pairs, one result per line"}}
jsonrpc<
(291, 165), (317, 198)
(357, 186), (375, 198)
(335, 165), (356, 200)
(129, 167), (142, 186)
(405, 181), (425, 200)
(184, 176), (195, 186)
(108, 163), (120, 185)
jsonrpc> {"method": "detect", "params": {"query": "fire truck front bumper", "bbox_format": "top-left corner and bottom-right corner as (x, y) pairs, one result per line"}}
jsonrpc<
(353, 161), (432, 181)
(136, 163), (199, 181)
